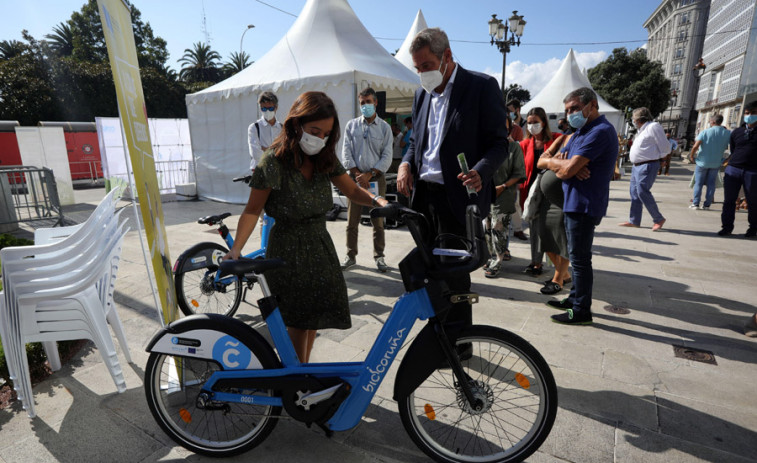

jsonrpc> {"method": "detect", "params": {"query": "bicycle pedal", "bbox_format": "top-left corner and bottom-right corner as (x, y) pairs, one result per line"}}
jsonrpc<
(450, 293), (479, 304)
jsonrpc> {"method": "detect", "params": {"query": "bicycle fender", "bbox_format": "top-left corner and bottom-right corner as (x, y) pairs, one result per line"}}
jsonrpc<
(173, 242), (228, 274)
(393, 322), (461, 401)
(146, 314), (280, 370)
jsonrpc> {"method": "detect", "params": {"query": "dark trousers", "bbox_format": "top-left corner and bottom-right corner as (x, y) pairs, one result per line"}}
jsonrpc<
(721, 165), (757, 232)
(413, 180), (473, 327)
(564, 212), (602, 314)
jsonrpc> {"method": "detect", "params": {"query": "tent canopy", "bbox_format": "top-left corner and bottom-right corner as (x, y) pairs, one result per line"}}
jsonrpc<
(522, 49), (624, 132)
(185, 0), (420, 203)
(394, 10), (428, 72)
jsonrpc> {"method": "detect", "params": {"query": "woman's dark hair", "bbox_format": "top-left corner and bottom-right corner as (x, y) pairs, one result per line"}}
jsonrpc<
(524, 107), (553, 141)
(271, 91), (341, 173)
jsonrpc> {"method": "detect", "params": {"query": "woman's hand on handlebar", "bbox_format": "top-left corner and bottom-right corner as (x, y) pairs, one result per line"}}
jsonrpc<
(223, 249), (242, 261)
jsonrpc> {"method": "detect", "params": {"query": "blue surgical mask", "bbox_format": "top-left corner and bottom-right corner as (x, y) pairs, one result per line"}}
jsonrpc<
(568, 105), (590, 129)
(745, 114), (757, 125)
(361, 104), (376, 119)
(509, 113), (517, 121)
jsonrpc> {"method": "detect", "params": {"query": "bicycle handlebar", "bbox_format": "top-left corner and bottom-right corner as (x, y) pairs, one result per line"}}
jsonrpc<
(233, 175), (253, 185)
(370, 203), (488, 278)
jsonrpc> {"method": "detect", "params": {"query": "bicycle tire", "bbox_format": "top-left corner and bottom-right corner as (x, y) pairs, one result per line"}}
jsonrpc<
(174, 242), (244, 317)
(398, 325), (557, 463)
(144, 343), (280, 456)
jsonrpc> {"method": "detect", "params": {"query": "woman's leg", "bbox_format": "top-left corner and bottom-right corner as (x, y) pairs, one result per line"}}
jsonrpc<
(287, 327), (314, 363)
(305, 330), (317, 363)
(546, 253), (570, 285)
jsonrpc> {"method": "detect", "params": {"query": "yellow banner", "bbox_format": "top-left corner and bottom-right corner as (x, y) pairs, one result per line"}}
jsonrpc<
(98, 0), (178, 324)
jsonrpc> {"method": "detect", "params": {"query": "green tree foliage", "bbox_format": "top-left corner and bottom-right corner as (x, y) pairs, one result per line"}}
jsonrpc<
(588, 47), (671, 119)
(45, 22), (75, 57)
(222, 51), (252, 77)
(179, 42), (222, 83)
(0, 52), (58, 125)
(504, 83), (531, 105)
(0, 40), (27, 60)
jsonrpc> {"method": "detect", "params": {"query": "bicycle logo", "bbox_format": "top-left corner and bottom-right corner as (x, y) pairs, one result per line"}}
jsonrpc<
(212, 335), (252, 370)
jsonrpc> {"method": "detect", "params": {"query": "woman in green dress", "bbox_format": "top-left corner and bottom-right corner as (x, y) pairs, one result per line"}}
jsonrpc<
(226, 91), (388, 363)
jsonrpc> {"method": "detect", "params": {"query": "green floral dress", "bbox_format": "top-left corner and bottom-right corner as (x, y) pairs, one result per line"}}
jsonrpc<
(250, 151), (351, 330)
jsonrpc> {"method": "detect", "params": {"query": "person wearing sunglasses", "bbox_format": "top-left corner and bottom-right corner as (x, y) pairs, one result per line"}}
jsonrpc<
(248, 91), (283, 172)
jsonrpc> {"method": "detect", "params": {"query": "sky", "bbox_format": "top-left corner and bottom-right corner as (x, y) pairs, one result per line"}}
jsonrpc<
(1, 0), (666, 96)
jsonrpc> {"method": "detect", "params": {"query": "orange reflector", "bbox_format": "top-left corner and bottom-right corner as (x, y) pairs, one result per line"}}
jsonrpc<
(424, 403), (436, 420)
(191, 299), (199, 308)
(179, 408), (192, 424)
(515, 373), (530, 389)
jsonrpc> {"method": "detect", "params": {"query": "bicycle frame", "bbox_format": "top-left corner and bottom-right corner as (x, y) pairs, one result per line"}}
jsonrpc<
(211, 214), (274, 288)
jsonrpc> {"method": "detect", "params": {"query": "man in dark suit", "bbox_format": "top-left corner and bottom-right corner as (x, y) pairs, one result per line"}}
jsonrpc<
(397, 27), (508, 328)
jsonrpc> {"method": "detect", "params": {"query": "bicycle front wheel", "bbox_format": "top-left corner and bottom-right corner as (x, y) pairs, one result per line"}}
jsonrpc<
(144, 353), (280, 457)
(399, 326), (557, 463)
(174, 242), (243, 317)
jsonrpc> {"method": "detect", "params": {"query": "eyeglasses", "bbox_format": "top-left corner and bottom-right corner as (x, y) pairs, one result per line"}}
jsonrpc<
(260, 107), (275, 112)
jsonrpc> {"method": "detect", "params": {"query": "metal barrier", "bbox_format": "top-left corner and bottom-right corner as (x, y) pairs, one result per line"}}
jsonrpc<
(69, 160), (104, 183)
(154, 160), (194, 194)
(0, 166), (64, 230)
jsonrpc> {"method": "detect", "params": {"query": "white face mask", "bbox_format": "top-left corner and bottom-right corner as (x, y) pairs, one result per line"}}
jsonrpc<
(527, 123), (543, 135)
(419, 58), (447, 94)
(299, 130), (328, 156)
(263, 109), (275, 121)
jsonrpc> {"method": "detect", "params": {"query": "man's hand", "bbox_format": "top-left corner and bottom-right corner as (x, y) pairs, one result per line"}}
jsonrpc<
(457, 169), (482, 192)
(495, 184), (506, 197)
(575, 166), (591, 181)
(355, 172), (371, 188)
(397, 163), (413, 197)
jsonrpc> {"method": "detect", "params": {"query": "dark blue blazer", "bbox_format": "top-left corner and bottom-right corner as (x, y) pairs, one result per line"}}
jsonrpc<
(402, 65), (508, 225)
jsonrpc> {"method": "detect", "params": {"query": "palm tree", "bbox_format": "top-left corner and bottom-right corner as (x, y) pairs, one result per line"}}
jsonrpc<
(0, 40), (26, 60)
(45, 22), (75, 57)
(178, 42), (222, 83)
(222, 51), (252, 76)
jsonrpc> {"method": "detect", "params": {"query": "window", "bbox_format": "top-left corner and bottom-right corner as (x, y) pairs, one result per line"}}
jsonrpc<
(675, 48), (685, 59)
(707, 69), (723, 103)
(677, 30), (687, 42)
(673, 64), (682, 75)
(680, 12), (690, 25)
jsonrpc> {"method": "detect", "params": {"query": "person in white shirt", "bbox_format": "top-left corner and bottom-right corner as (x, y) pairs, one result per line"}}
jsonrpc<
(620, 107), (669, 231)
(248, 91), (283, 172)
(340, 87), (393, 272)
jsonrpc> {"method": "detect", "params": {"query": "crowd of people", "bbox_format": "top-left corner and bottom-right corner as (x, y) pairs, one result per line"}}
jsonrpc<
(233, 26), (757, 360)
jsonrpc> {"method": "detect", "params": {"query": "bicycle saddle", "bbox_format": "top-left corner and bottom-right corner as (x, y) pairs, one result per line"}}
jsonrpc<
(198, 212), (232, 225)
(219, 257), (286, 277)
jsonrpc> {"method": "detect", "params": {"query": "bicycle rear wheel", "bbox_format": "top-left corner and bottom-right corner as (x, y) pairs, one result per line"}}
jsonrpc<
(174, 242), (243, 317)
(399, 326), (557, 463)
(145, 353), (280, 457)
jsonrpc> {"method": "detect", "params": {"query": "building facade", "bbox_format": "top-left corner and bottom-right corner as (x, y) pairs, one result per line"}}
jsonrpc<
(694, 0), (757, 133)
(644, 0), (710, 140)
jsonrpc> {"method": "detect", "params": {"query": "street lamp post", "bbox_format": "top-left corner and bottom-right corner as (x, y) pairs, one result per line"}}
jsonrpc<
(239, 24), (255, 56)
(488, 11), (526, 95)
(669, 89), (678, 134)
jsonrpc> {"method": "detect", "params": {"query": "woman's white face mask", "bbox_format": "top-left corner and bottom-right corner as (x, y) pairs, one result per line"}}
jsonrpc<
(299, 130), (328, 156)
(527, 123), (543, 135)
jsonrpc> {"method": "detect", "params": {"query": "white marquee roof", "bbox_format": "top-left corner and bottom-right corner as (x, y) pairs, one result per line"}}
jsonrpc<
(394, 10), (428, 72)
(186, 0), (419, 105)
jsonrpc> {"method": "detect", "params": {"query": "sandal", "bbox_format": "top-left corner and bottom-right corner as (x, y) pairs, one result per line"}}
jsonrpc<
(544, 277), (571, 285)
(540, 281), (562, 295)
(502, 250), (511, 261)
(484, 266), (500, 278)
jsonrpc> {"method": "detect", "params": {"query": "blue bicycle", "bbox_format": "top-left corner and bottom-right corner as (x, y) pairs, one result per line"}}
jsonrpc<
(173, 176), (274, 317)
(146, 204), (557, 462)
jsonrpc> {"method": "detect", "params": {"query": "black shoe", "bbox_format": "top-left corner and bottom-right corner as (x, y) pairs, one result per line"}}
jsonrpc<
(540, 282), (562, 295)
(551, 309), (593, 325)
(544, 277), (571, 285)
(545, 298), (572, 310)
(513, 231), (528, 241)
(717, 228), (732, 236)
(746, 228), (756, 238)
(523, 264), (542, 276)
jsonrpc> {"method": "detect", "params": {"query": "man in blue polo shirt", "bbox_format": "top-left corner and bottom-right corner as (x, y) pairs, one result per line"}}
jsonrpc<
(688, 114), (730, 209)
(541, 87), (618, 325)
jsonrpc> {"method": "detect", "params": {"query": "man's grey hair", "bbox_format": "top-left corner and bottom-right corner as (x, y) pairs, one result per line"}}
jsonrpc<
(632, 107), (654, 124)
(258, 91), (278, 106)
(563, 87), (597, 105)
(710, 114), (723, 125)
(410, 28), (450, 60)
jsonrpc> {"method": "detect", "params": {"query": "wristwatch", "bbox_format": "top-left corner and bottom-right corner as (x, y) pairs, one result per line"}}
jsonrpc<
(371, 168), (380, 178)
(372, 195), (382, 206)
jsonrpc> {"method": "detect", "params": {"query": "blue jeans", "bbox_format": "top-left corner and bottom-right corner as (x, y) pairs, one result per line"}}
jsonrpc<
(564, 212), (602, 314)
(721, 165), (757, 232)
(629, 162), (665, 225)
(692, 166), (719, 207)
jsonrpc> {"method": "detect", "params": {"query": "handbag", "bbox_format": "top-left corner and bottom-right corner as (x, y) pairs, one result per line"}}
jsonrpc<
(522, 171), (544, 222)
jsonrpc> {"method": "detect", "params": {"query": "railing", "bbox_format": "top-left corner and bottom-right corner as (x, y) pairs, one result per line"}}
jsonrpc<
(69, 160), (105, 183)
(0, 166), (64, 230)
(154, 160), (194, 194)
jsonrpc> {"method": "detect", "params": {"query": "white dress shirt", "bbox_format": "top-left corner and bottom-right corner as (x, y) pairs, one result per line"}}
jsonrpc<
(419, 64), (459, 184)
(341, 116), (393, 174)
(248, 117), (283, 171)
(629, 121), (670, 164)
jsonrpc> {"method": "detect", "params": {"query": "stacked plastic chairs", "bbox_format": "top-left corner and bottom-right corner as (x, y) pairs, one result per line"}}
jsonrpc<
(0, 190), (132, 417)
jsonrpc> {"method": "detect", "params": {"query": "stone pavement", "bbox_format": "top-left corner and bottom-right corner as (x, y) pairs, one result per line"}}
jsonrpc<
(1, 159), (755, 462)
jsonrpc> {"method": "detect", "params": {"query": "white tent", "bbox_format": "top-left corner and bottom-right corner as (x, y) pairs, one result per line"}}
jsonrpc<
(522, 49), (624, 132)
(186, 0), (420, 203)
(395, 10), (428, 72)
